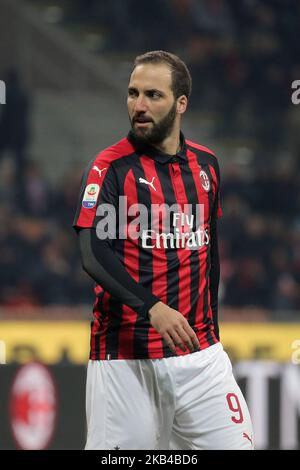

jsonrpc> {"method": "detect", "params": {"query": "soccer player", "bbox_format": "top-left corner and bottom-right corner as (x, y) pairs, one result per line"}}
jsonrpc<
(73, 51), (254, 450)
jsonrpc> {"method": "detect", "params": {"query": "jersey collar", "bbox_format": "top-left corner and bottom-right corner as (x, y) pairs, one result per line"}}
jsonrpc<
(127, 130), (188, 164)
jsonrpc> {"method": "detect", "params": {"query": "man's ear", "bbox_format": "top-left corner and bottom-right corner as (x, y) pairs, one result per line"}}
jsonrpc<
(177, 95), (188, 114)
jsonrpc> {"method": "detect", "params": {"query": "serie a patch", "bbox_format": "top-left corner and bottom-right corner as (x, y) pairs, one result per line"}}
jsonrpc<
(82, 183), (100, 209)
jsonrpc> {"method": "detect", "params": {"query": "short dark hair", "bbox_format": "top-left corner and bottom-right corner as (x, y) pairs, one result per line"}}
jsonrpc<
(132, 50), (192, 100)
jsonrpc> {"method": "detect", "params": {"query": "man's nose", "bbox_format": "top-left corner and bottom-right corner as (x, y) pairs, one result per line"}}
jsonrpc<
(134, 95), (148, 113)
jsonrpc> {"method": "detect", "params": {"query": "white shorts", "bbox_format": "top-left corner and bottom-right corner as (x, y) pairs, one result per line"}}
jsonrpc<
(85, 343), (254, 450)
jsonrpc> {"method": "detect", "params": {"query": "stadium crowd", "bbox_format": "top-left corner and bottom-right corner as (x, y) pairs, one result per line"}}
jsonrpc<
(59, 0), (298, 141)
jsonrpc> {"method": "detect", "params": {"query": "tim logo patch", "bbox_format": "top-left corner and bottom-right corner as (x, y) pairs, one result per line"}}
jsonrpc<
(82, 183), (100, 209)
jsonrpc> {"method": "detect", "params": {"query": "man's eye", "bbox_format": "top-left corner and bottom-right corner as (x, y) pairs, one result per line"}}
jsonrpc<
(150, 92), (161, 98)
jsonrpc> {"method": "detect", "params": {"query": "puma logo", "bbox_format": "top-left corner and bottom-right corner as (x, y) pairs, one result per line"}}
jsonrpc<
(243, 432), (253, 446)
(138, 177), (156, 191)
(93, 165), (107, 177)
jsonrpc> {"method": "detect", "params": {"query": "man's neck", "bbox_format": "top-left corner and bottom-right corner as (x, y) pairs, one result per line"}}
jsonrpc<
(152, 131), (181, 155)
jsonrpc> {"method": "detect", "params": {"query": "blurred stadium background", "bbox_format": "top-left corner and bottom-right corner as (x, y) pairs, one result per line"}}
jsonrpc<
(0, 0), (300, 450)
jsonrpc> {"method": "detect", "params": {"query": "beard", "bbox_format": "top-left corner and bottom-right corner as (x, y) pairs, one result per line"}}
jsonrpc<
(129, 101), (177, 147)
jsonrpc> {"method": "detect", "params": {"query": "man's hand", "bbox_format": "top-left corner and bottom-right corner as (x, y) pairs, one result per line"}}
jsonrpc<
(148, 302), (200, 354)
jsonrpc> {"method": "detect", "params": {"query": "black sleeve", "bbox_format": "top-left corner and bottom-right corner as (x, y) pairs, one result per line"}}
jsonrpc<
(78, 227), (160, 319)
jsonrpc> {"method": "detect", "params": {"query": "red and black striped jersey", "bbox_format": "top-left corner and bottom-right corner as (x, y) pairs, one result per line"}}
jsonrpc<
(73, 131), (222, 360)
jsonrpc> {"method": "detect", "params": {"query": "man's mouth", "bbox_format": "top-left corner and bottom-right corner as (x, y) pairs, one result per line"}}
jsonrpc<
(134, 116), (153, 124)
(135, 121), (151, 128)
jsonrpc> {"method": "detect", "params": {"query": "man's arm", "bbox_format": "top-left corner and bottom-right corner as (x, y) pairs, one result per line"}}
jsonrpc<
(78, 227), (160, 317)
(78, 227), (200, 354)
(74, 158), (160, 316)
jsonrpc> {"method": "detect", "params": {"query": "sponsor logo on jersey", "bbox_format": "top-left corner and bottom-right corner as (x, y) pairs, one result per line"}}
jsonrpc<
(96, 198), (209, 250)
(82, 183), (100, 209)
(141, 227), (210, 250)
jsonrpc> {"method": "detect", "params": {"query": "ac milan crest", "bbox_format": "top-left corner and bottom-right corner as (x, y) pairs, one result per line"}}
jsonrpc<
(200, 169), (210, 191)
